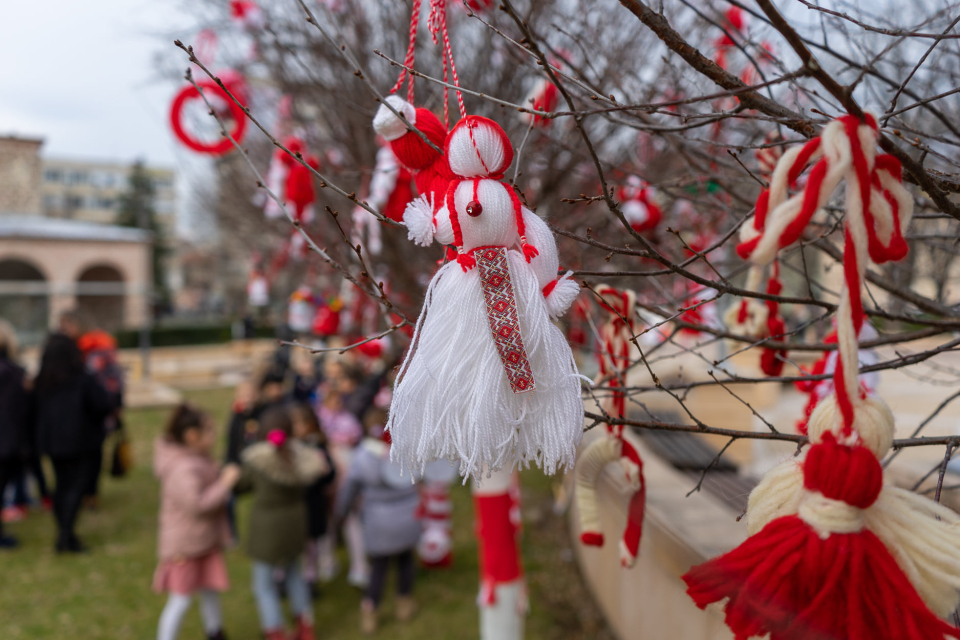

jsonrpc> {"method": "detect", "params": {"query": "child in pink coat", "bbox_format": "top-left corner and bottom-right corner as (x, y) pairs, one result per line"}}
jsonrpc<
(153, 404), (242, 640)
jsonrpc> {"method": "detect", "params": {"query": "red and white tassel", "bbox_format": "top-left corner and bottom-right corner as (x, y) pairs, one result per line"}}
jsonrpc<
(682, 115), (960, 640)
(574, 285), (647, 568)
(723, 262), (786, 376)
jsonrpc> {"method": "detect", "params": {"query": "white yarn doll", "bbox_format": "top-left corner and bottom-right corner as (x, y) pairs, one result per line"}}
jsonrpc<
(382, 111), (583, 479)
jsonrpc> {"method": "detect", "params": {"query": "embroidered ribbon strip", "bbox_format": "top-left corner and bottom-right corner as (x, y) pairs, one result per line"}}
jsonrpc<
(474, 247), (535, 394)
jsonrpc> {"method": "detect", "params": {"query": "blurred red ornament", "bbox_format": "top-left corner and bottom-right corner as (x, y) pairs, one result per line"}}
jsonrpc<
(169, 71), (248, 156)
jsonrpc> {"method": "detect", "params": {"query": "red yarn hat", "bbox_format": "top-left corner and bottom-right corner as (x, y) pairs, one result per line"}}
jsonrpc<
(444, 115), (514, 179)
(443, 116), (537, 271)
(391, 107), (448, 172)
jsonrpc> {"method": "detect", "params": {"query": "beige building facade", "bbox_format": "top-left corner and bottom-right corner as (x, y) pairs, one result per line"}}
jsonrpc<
(0, 136), (44, 216)
(41, 157), (176, 236)
(0, 217), (151, 344)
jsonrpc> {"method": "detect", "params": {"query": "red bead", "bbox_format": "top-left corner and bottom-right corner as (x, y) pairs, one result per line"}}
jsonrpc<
(466, 200), (483, 217)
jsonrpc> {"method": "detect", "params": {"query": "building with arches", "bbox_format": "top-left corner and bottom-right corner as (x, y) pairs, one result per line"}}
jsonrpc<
(0, 216), (151, 344)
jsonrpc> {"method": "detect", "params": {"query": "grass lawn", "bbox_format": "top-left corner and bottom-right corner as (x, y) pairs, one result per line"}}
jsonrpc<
(1, 388), (610, 640)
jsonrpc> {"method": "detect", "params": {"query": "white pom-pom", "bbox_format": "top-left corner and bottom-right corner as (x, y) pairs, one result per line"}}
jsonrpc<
(545, 271), (579, 319)
(373, 95), (416, 141)
(806, 394), (894, 457)
(403, 194), (435, 247)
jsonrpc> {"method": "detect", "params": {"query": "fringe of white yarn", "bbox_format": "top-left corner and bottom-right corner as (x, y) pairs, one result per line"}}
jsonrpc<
(387, 250), (584, 481)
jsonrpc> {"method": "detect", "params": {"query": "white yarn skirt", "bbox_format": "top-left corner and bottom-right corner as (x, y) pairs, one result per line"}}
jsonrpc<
(387, 249), (584, 480)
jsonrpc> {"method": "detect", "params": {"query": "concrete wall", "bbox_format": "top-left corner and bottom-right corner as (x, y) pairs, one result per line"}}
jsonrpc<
(0, 237), (150, 329)
(569, 428), (743, 640)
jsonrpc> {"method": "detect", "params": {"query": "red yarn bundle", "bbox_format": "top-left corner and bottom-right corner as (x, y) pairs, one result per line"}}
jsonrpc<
(388, 107), (455, 213)
(685, 435), (959, 640)
(759, 270), (786, 377)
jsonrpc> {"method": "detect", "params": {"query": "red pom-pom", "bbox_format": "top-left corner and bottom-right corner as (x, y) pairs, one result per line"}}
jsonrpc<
(803, 435), (883, 508)
(580, 531), (604, 547)
(390, 107), (447, 171)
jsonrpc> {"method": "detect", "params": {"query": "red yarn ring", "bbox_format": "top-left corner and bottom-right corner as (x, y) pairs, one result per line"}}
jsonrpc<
(169, 78), (248, 156)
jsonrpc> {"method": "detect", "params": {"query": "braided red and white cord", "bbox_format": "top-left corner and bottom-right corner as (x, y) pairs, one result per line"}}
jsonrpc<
(737, 113), (912, 435)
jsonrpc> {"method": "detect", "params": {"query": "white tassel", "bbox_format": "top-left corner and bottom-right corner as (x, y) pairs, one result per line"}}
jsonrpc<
(387, 251), (583, 480)
(545, 271), (579, 319)
(745, 394), (960, 616)
(403, 194), (436, 247)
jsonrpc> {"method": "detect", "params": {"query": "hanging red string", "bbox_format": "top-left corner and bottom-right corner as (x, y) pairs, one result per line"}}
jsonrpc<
(389, 0), (423, 104)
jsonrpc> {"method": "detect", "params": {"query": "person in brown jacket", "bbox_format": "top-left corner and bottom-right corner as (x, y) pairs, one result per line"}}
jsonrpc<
(153, 404), (241, 640)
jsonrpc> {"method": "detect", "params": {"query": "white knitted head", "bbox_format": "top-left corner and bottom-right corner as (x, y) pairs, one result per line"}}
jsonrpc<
(447, 117), (512, 178)
(806, 393), (895, 458)
(373, 95), (416, 141)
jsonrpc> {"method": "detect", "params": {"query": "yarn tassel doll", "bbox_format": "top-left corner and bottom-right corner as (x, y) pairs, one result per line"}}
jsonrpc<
(683, 113), (960, 640)
(575, 285), (646, 567)
(377, 109), (584, 479)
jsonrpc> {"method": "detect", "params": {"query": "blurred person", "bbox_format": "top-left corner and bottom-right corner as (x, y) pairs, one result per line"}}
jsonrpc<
(32, 333), (116, 553)
(260, 368), (288, 409)
(153, 404), (240, 640)
(0, 320), (28, 548)
(236, 406), (327, 640)
(77, 325), (125, 510)
(290, 352), (321, 404)
(4, 456), (52, 520)
(223, 380), (263, 467)
(58, 309), (84, 341)
(315, 380), (368, 587)
(335, 408), (422, 634)
(289, 403), (336, 595)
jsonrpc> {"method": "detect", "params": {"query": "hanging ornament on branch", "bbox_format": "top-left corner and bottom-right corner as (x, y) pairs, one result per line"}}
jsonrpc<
(169, 68), (248, 156)
(376, 0), (584, 480)
(722, 261), (787, 377)
(229, 0), (264, 32)
(574, 285), (646, 567)
(263, 136), (321, 223)
(351, 142), (415, 256)
(616, 176), (662, 235)
(681, 114), (960, 640)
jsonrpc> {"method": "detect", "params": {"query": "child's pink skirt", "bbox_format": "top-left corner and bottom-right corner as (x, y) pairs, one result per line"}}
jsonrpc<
(153, 549), (229, 595)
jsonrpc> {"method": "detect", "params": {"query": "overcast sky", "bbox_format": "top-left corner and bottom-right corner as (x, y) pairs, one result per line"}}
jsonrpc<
(0, 1), (221, 235)
(0, 0), (199, 167)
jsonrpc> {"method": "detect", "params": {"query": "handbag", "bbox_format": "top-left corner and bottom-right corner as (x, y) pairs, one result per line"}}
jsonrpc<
(110, 422), (133, 478)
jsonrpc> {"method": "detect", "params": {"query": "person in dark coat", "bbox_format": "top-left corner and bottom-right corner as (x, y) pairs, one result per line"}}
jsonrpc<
(0, 320), (28, 548)
(33, 333), (117, 553)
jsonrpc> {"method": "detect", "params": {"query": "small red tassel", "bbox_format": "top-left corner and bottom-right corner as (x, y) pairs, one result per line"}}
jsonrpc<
(580, 531), (604, 546)
(522, 243), (539, 262)
(457, 252), (477, 272)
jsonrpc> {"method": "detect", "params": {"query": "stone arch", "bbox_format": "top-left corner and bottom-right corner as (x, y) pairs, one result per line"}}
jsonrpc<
(76, 262), (126, 331)
(0, 256), (50, 345)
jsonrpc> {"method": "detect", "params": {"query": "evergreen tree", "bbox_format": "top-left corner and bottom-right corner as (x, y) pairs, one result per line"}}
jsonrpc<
(117, 160), (168, 309)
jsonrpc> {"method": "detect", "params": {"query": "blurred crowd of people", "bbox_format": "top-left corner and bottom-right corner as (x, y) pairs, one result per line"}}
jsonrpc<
(0, 311), (124, 554)
(153, 339), (445, 640)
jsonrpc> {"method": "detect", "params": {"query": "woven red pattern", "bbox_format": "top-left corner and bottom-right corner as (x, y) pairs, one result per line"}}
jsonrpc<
(475, 247), (536, 394)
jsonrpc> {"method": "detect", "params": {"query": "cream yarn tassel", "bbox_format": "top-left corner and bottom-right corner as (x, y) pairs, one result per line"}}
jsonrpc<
(746, 394), (960, 617)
